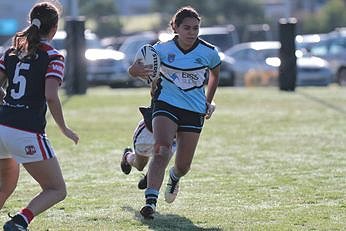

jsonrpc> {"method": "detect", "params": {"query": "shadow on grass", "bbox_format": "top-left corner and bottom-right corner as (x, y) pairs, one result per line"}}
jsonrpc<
(297, 90), (346, 115)
(122, 206), (224, 231)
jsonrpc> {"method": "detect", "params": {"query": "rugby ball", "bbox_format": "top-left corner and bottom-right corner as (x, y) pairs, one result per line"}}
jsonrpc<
(134, 44), (161, 84)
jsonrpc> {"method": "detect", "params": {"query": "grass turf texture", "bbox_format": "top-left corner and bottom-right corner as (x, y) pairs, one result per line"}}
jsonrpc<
(1, 85), (346, 230)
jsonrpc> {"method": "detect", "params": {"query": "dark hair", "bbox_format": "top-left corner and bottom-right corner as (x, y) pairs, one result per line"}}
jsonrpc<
(170, 6), (201, 33)
(11, 2), (60, 59)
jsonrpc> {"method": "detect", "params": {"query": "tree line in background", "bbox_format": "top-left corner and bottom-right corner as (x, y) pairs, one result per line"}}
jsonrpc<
(78, 0), (346, 39)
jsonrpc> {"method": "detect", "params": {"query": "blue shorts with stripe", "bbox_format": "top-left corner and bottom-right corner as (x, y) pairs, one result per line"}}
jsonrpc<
(152, 100), (205, 133)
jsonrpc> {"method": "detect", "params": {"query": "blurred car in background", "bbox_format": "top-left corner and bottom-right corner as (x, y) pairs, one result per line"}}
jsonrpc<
(198, 25), (239, 86)
(118, 31), (157, 66)
(117, 31), (158, 87)
(198, 25), (239, 52)
(295, 33), (329, 55)
(296, 28), (346, 86)
(224, 41), (332, 87)
(52, 30), (129, 88)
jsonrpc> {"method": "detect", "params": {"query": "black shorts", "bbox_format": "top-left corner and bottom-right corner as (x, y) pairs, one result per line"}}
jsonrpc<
(152, 100), (205, 133)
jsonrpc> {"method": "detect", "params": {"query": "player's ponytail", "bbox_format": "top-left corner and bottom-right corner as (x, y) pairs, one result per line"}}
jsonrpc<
(11, 2), (60, 59)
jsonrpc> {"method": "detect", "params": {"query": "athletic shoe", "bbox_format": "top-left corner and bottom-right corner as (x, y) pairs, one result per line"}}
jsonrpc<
(164, 176), (179, 203)
(120, 147), (132, 175)
(137, 174), (147, 190)
(140, 204), (156, 219)
(3, 220), (28, 231)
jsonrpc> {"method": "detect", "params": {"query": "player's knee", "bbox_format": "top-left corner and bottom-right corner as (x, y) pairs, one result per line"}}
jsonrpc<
(44, 182), (67, 202)
(55, 184), (67, 202)
(153, 143), (171, 157)
(136, 164), (146, 171)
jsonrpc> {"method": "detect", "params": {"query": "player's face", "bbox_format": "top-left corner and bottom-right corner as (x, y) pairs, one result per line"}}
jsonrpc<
(175, 17), (200, 50)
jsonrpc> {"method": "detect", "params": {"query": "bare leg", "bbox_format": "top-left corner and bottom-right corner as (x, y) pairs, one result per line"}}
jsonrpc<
(22, 157), (66, 216)
(174, 131), (200, 177)
(0, 158), (19, 209)
(147, 116), (177, 191)
(128, 154), (149, 171)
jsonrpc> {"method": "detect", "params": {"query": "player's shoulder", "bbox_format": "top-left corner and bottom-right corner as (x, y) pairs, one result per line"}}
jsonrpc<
(39, 42), (64, 60)
(154, 38), (175, 50)
(197, 38), (218, 51)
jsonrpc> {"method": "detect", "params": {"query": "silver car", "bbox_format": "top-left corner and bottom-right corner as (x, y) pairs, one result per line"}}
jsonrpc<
(224, 41), (332, 87)
(297, 28), (346, 85)
(52, 30), (128, 88)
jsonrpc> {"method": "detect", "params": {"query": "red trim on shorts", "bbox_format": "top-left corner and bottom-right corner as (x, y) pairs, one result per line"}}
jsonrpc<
(36, 134), (47, 160)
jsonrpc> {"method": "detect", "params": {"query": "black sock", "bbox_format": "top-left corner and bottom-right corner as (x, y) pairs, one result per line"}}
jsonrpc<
(12, 214), (28, 228)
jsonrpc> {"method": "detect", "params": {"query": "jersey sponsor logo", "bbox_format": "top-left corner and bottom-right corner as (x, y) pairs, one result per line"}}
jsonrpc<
(170, 73), (178, 80)
(51, 63), (64, 73)
(182, 72), (199, 81)
(25, 145), (36, 155)
(168, 53), (175, 63)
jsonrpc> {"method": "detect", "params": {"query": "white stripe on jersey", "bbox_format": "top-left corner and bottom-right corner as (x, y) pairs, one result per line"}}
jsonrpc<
(45, 72), (63, 81)
(50, 59), (65, 67)
(47, 49), (61, 56)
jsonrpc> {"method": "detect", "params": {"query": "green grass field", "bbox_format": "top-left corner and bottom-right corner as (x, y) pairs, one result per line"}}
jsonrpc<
(2, 85), (346, 230)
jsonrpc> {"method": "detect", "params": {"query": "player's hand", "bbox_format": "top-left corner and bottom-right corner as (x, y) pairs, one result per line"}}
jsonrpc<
(205, 101), (216, 119)
(128, 59), (153, 80)
(61, 127), (79, 144)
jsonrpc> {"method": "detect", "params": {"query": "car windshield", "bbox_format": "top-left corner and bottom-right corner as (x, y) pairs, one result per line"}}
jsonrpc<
(257, 48), (278, 58)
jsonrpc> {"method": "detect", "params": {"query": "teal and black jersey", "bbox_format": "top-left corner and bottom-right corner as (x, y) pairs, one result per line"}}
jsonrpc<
(0, 41), (64, 133)
(153, 36), (221, 114)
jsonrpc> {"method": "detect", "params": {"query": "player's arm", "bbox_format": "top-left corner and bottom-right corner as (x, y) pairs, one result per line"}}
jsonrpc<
(205, 65), (220, 119)
(45, 78), (79, 144)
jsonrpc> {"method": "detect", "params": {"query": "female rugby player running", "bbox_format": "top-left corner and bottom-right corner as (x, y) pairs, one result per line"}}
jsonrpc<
(128, 6), (219, 219)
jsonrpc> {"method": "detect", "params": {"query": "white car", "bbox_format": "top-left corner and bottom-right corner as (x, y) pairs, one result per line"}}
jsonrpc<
(224, 41), (332, 87)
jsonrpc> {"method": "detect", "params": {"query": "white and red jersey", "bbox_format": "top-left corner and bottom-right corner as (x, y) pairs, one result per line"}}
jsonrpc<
(0, 41), (64, 133)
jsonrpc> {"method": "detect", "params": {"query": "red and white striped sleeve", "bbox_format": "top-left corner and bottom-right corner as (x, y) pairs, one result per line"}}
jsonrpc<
(46, 51), (65, 84)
